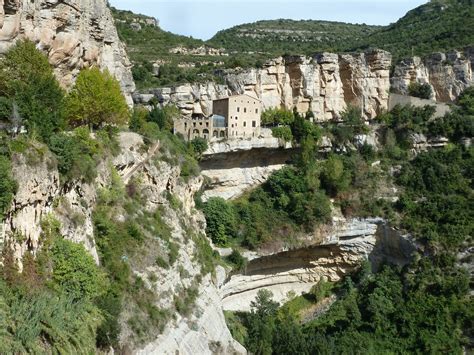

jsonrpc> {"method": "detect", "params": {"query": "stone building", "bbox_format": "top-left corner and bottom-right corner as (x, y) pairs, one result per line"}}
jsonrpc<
(213, 94), (261, 138)
(174, 94), (262, 141)
(174, 113), (227, 141)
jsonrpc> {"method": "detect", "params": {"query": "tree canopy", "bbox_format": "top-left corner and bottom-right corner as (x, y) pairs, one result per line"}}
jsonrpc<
(65, 67), (130, 129)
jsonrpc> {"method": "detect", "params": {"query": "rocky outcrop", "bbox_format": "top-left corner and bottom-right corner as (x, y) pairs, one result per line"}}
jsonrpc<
(0, 0), (135, 105)
(135, 49), (392, 121)
(391, 48), (474, 102)
(169, 45), (228, 57)
(220, 217), (415, 312)
(204, 129), (290, 155)
(2, 132), (244, 354)
(200, 146), (297, 201)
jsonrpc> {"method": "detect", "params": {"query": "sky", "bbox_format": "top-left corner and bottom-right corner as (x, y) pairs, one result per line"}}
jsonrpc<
(109, 0), (429, 41)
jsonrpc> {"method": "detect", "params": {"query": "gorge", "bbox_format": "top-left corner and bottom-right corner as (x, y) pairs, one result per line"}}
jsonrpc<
(0, 0), (472, 354)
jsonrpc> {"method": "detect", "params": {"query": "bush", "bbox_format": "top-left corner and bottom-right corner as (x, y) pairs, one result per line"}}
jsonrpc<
(320, 154), (351, 196)
(261, 108), (294, 126)
(203, 197), (236, 246)
(0, 156), (17, 221)
(48, 128), (101, 182)
(51, 238), (106, 300)
(65, 67), (130, 129)
(190, 137), (208, 157)
(226, 249), (247, 271)
(0, 40), (65, 142)
(271, 126), (293, 142)
(408, 82), (432, 99)
(148, 104), (179, 132)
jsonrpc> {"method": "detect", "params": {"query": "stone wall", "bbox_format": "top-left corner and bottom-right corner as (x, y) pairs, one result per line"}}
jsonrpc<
(0, 0), (135, 105)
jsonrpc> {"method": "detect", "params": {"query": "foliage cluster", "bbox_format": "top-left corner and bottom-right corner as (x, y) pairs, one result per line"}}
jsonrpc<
(408, 82), (433, 99)
(0, 216), (104, 353)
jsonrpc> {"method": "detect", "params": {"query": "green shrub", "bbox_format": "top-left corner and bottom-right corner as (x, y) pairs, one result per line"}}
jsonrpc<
(48, 129), (100, 182)
(226, 249), (247, 271)
(271, 126), (293, 142)
(0, 156), (17, 221)
(51, 238), (106, 300)
(408, 82), (433, 99)
(148, 105), (178, 131)
(0, 40), (65, 142)
(190, 137), (208, 158)
(203, 198), (236, 246)
(261, 108), (294, 126)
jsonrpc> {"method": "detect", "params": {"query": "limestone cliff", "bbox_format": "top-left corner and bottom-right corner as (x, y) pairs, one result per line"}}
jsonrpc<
(1, 133), (244, 354)
(0, 0), (135, 104)
(391, 48), (474, 102)
(135, 49), (392, 121)
(220, 216), (415, 312)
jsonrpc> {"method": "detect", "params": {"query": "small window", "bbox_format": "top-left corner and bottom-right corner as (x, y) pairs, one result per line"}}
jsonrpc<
(255, 109), (258, 114)
(235, 116), (238, 120)
(244, 108), (247, 113)
(200, 122), (203, 126)
(184, 122), (187, 129)
(206, 122), (209, 127)
(193, 122), (196, 127)
(252, 121), (256, 127)
(237, 107), (240, 113)
(243, 122), (247, 127)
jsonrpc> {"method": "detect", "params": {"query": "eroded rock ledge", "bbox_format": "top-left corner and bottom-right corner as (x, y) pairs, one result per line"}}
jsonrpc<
(220, 217), (415, 312)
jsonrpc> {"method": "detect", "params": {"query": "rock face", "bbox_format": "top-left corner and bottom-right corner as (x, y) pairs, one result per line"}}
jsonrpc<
(200, 145), (297, 201)
(2, 143), (108, 264)
(220, 217), (415, 312)
(135, 49), (392, 121)
(391, 48), (474, 102)
(0, 0), (135, 105)
(1, 132), (244, 354)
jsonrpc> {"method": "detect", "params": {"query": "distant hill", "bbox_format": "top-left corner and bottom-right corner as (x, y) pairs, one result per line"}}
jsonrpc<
(349, 0), (474, 60)
(112, 0), (474, 89)
(207, 19), (381, 56)
(112, 8), (205, 63)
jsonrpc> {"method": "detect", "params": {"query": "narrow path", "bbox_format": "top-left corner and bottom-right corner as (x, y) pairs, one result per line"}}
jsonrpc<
(122, 141), (160, 183)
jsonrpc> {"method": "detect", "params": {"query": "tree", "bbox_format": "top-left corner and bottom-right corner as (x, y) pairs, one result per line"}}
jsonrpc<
(148, 104), (178, 131)
(321, 154), (351, 196)
(246, 289), (279, 355)
(65, 67), (130, 129)
(190, 137), (208, 158)
(203, 197), (236, 245)
(0, 40), (65, 141)
(51, 238), (106, 300)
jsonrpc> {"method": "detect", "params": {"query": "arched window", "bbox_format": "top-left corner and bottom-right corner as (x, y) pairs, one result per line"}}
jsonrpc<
(220, 131), (225, 138)
(193, 129), (199, 136)
(203, 129), (209, 139)
(213, 130), (218, 137)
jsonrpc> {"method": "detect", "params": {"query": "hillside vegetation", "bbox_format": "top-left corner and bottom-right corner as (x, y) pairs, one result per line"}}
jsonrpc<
(349, 0), (474, 60)
(113, 0), (474, 88)
(215, 92), (474, 354)
(208, 19), (380, 56)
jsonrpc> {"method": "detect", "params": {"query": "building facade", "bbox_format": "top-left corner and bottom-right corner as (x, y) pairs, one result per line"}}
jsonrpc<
(174, 113), (227, 141)
(174, 94), (262, 141)
(213, 94), (261, 138)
